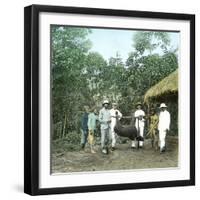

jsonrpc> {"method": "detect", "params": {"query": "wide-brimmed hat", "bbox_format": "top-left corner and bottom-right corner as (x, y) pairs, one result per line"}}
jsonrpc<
(102, 100), (109, 105)
(159, 103), (167, 108)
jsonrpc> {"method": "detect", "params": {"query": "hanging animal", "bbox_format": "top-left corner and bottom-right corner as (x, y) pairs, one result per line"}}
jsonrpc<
(114, 111), (144, 148)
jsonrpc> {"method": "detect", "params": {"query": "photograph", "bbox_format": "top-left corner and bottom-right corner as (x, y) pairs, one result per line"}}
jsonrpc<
(50, 26), (179, 174)
(24, 5), (195, 195)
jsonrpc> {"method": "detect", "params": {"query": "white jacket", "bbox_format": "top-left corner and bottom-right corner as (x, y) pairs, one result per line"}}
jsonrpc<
(158, 110), (170, 131)
(110, 108), (122, 128)
(134, 109), (145, 128)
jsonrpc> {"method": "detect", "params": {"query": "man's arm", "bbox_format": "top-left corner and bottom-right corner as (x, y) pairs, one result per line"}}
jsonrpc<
(81, 115), (84, 129)
(98, 110), (103, 123)
(99, 110), (108, 124)
(166, 112), (171, 131)
(118, 110), (122, 120)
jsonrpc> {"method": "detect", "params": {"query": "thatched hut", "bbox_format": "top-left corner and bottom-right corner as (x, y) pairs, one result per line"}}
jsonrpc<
(144, 69), (178, 103)
(144, 69), (178, 135)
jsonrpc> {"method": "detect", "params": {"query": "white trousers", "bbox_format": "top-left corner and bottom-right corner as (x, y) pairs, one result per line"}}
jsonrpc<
(131, 126), (144, 147)
(159, 129), (167, 151)
(110, 124), (116, 147)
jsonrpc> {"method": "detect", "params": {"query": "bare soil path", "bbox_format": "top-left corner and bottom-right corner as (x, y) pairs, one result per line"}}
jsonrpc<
(51, 137), (178, 173)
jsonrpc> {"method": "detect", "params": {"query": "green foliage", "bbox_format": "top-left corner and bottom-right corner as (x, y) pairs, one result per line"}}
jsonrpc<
(51, 27), (179, 140)
(52, 132), (81, 152)
(63, 131), (81, 145)
(122, 33), (178, 115)
(133, 31), (170, 55)
(51, 26), (93, 138)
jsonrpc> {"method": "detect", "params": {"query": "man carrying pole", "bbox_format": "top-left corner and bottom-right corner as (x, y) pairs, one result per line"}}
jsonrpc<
(109, 102), (122, 151)
(146, 107), (159, 150)
(133, 102), (145, 148)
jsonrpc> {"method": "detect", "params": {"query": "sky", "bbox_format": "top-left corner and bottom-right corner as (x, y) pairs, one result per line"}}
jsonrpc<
(88, 28), (179, 63)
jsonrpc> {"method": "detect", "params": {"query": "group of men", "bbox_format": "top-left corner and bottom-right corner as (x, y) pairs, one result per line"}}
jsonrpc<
(81, 100), (170, 154)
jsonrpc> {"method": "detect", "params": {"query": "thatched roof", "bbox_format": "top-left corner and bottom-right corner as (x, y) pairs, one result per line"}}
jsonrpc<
(144, 69), (178, 103)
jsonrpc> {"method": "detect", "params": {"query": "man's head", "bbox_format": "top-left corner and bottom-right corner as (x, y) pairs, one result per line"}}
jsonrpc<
(150, 108), (156, 115)
(159, 103), (167, 111)
(112, 102), (117, 109)
(89, 106), (95, 112)
(136, 102), (142, 110)
(94, 108), (98, 114)
(84, 105), (89, 113)
(102, 100), (109, 109)
(90, 106), (98, 114)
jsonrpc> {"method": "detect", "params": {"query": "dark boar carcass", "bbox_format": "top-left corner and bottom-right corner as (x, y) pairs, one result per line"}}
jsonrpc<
(114, 111), (144, 147)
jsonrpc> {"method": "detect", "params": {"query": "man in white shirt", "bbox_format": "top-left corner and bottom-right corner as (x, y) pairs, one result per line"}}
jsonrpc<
(99, 100), (111, 154)
(109, 103), (122, 151)
(158, 103), (171, 153)
(133, 102), (145, 148)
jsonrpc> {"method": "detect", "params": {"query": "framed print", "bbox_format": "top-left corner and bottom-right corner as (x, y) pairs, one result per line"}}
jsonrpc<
(24, 4), (195, 195)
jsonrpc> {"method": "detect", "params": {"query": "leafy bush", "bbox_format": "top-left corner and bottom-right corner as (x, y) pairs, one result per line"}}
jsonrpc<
(52, 131), (81, 152)
(63, 131), (81, 145)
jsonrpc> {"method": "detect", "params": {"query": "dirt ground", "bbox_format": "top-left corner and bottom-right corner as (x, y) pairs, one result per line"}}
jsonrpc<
(51, 136), (178, 174)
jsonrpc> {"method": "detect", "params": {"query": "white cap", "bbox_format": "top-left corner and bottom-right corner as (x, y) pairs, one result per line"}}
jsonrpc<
(103, 100), (109, 105)
(160, 103), (167, 108)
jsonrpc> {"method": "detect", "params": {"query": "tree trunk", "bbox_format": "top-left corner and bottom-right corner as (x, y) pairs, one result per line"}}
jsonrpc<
(62, 113), (67, 138)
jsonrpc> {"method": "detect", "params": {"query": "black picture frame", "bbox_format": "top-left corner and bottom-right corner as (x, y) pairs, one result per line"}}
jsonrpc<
(24, 4), (195, 196)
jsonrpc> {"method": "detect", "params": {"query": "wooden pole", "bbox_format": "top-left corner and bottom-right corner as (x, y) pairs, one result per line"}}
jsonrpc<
(62, 112), (67, 138)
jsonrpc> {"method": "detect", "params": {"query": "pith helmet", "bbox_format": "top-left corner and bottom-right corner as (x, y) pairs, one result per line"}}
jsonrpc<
(136, 102), (142, 106)
(102, 100), (109, 105)
(159, 103), (167, 108)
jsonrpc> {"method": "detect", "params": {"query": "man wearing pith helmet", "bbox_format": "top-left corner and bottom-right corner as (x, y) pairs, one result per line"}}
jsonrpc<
(133, 102), (145, 148)
(99, 100), (111, 154)
(158, 103), (171, 153)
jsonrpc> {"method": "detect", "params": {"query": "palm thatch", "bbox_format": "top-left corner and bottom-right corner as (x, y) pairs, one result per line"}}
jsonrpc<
(144, 69), (178, 103)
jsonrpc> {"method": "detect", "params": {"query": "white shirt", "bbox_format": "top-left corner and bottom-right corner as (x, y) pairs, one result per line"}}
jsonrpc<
(110, 108), (122, 127)
(134, 109), (145, 128)
(158, 110), (170, 131)
(99, 107), (111, 129)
